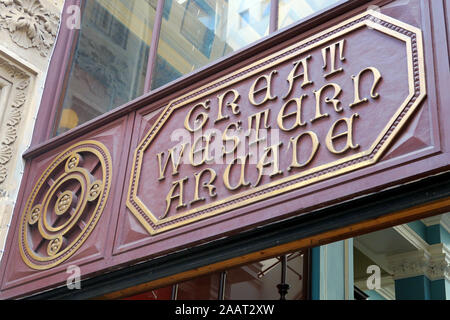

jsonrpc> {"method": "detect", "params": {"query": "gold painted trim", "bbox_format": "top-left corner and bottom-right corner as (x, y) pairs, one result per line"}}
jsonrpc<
(19, 140), (113, 270)
(127, 10), (426, 235)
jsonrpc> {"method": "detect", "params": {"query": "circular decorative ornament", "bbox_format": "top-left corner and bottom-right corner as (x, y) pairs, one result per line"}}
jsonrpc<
(19, 140), (112, 270)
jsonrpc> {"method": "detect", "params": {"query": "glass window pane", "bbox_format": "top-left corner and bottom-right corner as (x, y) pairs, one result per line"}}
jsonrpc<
(177, 273), (221, 299)
(122, 286), (173, 300)
(151, 0), (271, 90)
(226, 252), (306, 300)
(278, 0), (341, 29)
(353, 214), (450, 300)
(54, 0), (156, 136)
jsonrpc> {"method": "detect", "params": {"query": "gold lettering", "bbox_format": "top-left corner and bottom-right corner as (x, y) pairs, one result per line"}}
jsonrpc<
(184, 100), (210, 132)
(326, 113), (360, 154)
(288, 131), (320, 171)
(254, 142), (283, 187)
(215, 89), (241, 123)
(322, 39), (346, 78)
(222, 122), (241, 156)
(311, 83), (343, 123)
(277, 95), (308, 132)
(190, 168), (217, 205)
(162, 177), (188, 219)
(283, 55), (313, 99)
(247, 109), (271, 146)
(189, 134), (215, 167)
(223, 154), (251, 191)
(157, 143), (187, 181)
(248, 70), (278, 106)
(349, 67), (382, 108)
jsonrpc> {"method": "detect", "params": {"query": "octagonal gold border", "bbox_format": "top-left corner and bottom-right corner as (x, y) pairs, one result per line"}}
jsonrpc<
(127, 10), (426, 235)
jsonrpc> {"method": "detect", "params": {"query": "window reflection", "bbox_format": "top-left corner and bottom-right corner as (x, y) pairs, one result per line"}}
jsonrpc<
(175, 252), (305, 300)
(54, 0), (156, 136)
(278, 0), (341, 29)
(123, 251), (306, 300)
(151, 0), (271, 89)
(226, 252), (305, 300)
(122, 286), (172, 300)
(177, 273), (221, 299)
(52, 0), (347, 136)
(353, 214), (450, 300)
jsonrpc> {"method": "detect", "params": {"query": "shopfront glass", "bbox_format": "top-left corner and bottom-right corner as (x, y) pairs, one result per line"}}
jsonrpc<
(278, 0), (341, 29)
(52, 0), (344, 136)
(121, 213), (449, 300)
(152, 0), (270, 89)
(54, 0), (156, 135)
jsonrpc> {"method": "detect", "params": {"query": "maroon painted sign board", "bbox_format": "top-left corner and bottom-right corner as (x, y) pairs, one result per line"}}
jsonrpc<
(0, 2), (449, 299)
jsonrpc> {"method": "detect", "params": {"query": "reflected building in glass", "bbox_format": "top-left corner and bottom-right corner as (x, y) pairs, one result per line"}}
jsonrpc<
(54, 0), (341, 134)
(152, 0), (271, 89)
(55, 0), (156, 135)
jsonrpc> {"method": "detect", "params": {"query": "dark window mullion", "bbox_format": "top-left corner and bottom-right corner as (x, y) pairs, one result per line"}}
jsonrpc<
(270, 0), (279, 33)
(218, 271), (227, 300)
(144, 0), (166, 93)
(171, 284), (179, 300)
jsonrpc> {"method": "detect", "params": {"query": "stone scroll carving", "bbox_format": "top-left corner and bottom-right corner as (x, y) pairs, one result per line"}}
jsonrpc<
(0, 56), (32, 185)
(0, 0), (60, 57)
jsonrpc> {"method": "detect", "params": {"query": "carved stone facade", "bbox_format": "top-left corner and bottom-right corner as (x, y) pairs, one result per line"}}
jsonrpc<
(0, 0), (60, 57)
(388, 244), (450, 281)
(0, 0), (62, 259)
(0, 58), (33, 182)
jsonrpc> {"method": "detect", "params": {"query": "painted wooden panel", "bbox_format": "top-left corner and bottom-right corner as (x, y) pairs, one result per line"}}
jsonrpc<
(0, 0), (449, 299)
